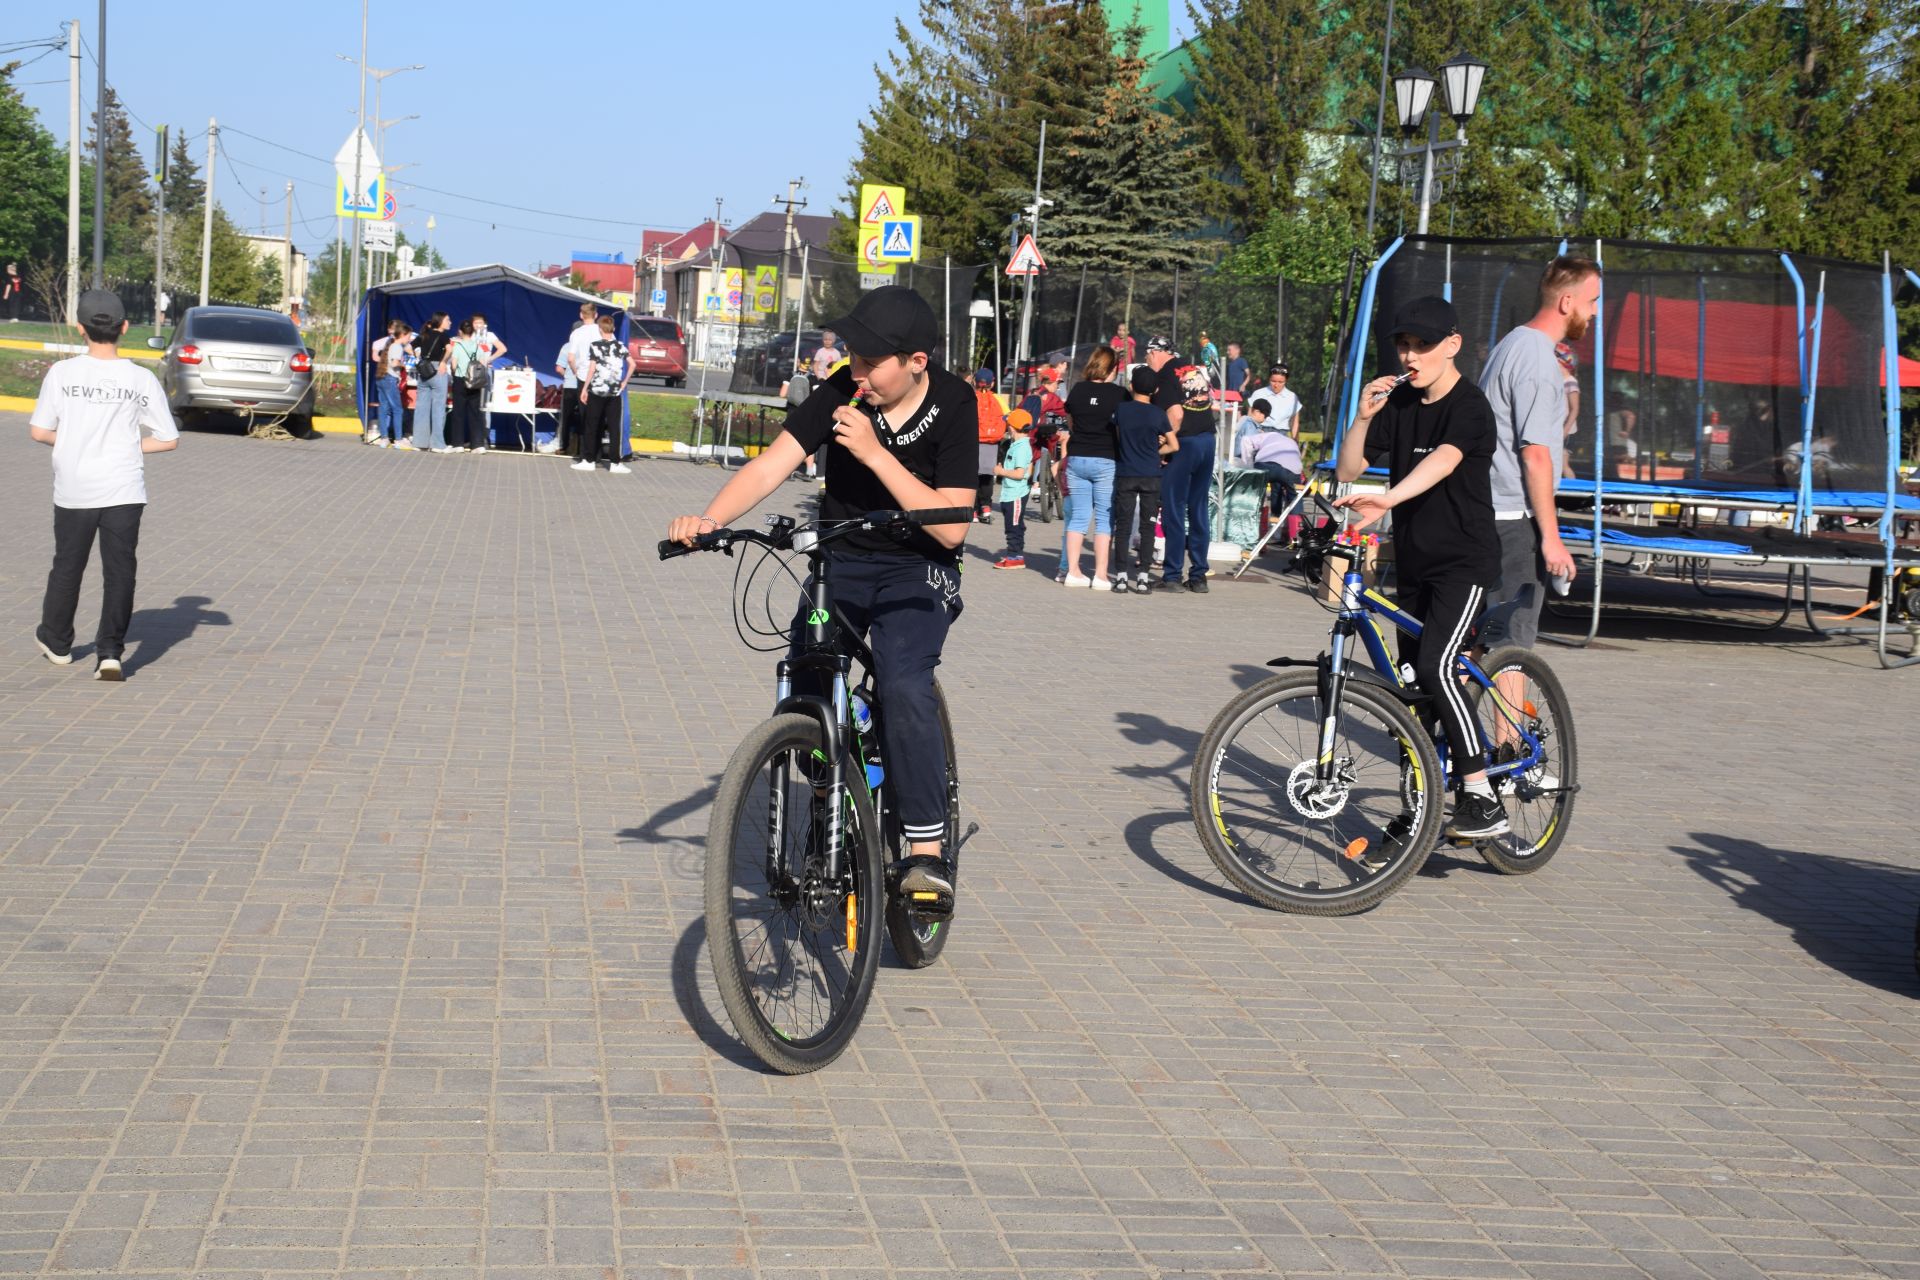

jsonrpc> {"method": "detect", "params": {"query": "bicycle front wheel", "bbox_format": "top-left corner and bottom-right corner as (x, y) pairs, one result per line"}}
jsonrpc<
(1468, 647), (1578, 874)
(706, 713), (885, 1073)
(1191, 673), (1445, 915)
(884, 680), (961, 969)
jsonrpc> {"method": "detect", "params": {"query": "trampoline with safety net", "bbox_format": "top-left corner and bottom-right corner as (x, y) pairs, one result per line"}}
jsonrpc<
(1329, 237), (1919, 667)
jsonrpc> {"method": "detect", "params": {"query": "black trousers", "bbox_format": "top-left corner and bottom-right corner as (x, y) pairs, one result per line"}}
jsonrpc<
(1111, 475), (1161, 576)
(788, 554), (962, 845)
(39, 503), (144, 659)
(579, 394), (622, 462)
(561, 386), (584, 451)
(1396, 574), (1488, 781)
(448, 381), (485, 448)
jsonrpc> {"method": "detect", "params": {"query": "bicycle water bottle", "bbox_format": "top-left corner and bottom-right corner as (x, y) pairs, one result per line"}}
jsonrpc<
(849, 690), (884, 790)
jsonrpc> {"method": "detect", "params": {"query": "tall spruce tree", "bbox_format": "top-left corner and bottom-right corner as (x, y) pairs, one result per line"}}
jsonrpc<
(87, 87), (155, 275)
(1048, 23), (1210, 269)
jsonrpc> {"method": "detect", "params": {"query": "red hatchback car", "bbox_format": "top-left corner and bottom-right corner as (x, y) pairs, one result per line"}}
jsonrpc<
(627, 316), (688, 387)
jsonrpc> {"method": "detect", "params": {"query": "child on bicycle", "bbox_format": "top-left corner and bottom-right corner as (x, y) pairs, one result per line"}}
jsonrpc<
(1333, 296), (1509, 841)
(665, 286), (978, 910)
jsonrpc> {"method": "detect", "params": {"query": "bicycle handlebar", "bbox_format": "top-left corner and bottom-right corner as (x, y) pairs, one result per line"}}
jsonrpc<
(656, 507), (975, 563)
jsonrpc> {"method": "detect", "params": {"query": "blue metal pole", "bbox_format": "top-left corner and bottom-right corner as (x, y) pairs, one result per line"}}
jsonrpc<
(1695, 274), (1707, 482)
(1886, 261), (1907, 562)
(1779, 253), (1812, 530)
(1335, 236), (1404, 455)
(1800, 274), (1826, 531)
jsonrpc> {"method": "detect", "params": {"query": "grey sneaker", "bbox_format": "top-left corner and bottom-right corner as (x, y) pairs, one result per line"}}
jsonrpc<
(893, 855), (955, 918)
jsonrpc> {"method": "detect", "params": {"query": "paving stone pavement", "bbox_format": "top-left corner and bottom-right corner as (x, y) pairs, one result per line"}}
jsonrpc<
(1, 416), (1916, 1280)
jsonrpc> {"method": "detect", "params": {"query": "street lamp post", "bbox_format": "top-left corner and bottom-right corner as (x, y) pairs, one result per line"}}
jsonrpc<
(1393, 53), (1487, 236)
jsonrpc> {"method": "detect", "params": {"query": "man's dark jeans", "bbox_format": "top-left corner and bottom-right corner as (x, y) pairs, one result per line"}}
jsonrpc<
(39, 503), (144, 659)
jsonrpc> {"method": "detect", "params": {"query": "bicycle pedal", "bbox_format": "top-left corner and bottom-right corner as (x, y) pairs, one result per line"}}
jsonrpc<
(885, 861), (956, 920)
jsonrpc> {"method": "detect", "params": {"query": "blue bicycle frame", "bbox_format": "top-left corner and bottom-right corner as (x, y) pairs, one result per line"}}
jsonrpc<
(1319, 551), (1547, 789)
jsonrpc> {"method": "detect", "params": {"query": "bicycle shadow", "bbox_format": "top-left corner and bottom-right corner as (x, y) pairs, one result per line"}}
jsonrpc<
(1113, 710), (1259, 907)
(125, 594), (232, 673)
(669, 916), (782, 1074)
(1673, 832), (1920, 998)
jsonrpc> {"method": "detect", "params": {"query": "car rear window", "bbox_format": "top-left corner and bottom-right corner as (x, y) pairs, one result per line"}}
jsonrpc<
(190, 314), (301, 345)
(633, 318), (680, 342)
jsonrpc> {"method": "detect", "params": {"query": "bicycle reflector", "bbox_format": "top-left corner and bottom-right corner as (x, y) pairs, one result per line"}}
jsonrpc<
(846, 893), (858, 953)
(1343, 837), (1369, 861)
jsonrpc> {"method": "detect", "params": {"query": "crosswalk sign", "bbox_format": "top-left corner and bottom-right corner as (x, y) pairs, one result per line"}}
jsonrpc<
(878, 216), (920, 263)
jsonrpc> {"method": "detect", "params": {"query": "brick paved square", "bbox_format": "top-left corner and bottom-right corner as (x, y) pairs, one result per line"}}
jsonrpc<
(0, 419), (1915, 1277)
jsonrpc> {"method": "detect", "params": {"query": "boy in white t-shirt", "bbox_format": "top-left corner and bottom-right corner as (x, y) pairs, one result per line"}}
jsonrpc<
(29, 289), (180, 681)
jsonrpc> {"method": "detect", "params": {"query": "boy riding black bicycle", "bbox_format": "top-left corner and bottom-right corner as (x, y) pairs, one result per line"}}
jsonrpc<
(1333, 296), (1510, 842)
(666, 286), (977, 910)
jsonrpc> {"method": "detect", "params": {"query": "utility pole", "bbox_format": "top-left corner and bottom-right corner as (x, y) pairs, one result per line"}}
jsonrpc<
(198, 118), (216, 305)
(774, 178), (807, 255)
(152, 124), (167, 327)
(773, 177), (806, 344)
(693, 196), (725, 435)
(1015, 120), (1048, 393)
(92, 0), (106, 288)
(1363, 0), (1396, 245)
(346, 0), (368, 339)
(66, 20), (80, 322)
(282, 181), (293, 311)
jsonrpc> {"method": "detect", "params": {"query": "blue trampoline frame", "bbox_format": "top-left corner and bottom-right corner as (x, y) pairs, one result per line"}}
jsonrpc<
(1327, 240), (1917, 666)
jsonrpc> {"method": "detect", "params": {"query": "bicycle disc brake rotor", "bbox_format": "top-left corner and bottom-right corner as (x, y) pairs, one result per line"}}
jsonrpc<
(1286, 759), (1352, 819)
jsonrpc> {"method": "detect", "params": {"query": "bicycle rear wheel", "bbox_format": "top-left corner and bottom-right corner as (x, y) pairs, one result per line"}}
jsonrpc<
(884, 680), (960, 969)
(706, 713), (885, 1073)
(1467, 647), (1578, 874)
(1191, 673), (1445, 915)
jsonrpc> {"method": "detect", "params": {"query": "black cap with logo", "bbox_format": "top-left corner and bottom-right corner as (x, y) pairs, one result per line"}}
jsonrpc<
(1388, 296), (1460, 344)
(822, 285), (939, 360)
(77, 288), (126, 330)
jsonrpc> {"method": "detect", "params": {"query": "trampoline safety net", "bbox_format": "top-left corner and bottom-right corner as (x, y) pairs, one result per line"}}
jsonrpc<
(1365, 237), (1894, 498)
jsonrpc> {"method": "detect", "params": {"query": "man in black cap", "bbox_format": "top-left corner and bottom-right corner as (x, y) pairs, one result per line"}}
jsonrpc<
(28, 289), (180, 681)
(1145, 334), (1217, 592)
(1333, 295), (1508, 843)
(666, 285), (976, 910)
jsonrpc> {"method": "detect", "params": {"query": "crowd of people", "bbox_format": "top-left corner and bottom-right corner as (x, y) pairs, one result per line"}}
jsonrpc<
(971, 330), (1311, 594)
(362, 302), (634, 472)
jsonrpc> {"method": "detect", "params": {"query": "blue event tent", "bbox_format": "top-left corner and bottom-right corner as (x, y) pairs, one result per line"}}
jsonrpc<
(353, 264), (629, 454)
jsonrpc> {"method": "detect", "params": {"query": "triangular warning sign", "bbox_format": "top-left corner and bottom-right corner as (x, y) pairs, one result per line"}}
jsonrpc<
(1005, 234), (1047, 276)
(882, 223), (913, 256)
(863, 190), (898, 223)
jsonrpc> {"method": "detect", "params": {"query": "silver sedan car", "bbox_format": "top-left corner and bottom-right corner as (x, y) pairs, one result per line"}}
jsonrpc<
(150, 305), (316, 426)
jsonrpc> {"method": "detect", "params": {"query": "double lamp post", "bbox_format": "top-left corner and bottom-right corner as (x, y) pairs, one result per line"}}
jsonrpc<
(1384, 51), (1489, 237)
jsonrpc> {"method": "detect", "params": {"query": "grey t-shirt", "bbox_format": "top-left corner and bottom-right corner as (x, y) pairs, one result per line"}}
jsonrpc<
(1480, 326), (1566, 513)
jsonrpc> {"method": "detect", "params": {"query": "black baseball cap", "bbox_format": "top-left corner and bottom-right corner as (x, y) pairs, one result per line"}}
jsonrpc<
(1145, 334), (1174, 353)
(822, 285), (938, 359)
(77, 288), (125, 329)
(1389, 296), (1460, 344)
(1128, 366), (1157, 395)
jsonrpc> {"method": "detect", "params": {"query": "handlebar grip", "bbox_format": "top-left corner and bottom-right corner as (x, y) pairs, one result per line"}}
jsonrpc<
(656, 539), (692, 561)
(657, 528), (731, 561)
(898, 506), (976, 527)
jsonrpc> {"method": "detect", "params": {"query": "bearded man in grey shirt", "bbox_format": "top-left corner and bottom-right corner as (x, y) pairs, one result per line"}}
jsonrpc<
(1477, 256), (1601, 649)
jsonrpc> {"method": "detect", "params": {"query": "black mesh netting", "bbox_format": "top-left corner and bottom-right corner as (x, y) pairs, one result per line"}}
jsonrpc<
(1366, 236), (1894, 495)
(726, 248), (987, 395)
(1017, 265), (1340, 430)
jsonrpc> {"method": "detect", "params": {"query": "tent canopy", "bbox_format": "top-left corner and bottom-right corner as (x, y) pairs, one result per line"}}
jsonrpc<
(353, 264), (628, 447)
(1604, 291), (1863, 387)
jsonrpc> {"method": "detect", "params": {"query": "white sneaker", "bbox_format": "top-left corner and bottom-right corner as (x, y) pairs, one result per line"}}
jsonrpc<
(35, 638), (73, 666)
(374, 438), (389, 448)
(394, 440), (416, 451)
(433, 446), (454, 454)
(536, 441), (561, 455)
(1063, 574), (1093, 588)
(472, 445), (488, 455)
(1090, 577), (1113, 592)
(363, 431), (378, 445)
(608, 463), (632, 474)
(571, 460), (594, 471)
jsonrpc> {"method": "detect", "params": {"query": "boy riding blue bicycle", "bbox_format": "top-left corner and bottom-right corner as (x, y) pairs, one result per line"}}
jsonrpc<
(1333, 295), (1510, 842)
(666, 287), (977, 910)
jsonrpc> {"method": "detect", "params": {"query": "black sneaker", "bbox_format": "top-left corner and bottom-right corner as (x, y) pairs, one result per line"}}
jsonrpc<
(94, 656), (123, 682)
(1187, 578), (1210, 594)
(892, 854), (955, 918)
(1446, 793), (1510, 839)
(1362, 812), (1417, 871)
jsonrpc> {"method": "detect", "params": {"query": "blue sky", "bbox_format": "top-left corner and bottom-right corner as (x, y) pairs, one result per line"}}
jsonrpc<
(7, 0), (952, 272)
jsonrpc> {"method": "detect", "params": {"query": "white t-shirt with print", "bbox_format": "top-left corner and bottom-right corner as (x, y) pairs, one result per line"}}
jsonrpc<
(31, 355), (179, 509)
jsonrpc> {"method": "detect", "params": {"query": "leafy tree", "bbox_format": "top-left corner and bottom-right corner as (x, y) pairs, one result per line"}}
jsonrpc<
(0, 62), (69, 267)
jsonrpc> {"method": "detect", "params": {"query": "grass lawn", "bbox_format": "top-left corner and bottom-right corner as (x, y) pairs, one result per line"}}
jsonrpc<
(1, 320), (163, 349)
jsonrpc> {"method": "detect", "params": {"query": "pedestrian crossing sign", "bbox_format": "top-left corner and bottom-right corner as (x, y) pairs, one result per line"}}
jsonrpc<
(877, 216), (920, 263)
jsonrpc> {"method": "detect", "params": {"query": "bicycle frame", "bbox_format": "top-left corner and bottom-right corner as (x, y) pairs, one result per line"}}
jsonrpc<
(1319, 552), (1546, 789)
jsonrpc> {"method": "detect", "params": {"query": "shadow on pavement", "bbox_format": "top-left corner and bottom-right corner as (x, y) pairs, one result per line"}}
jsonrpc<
(126, 594), (232, 673)
(1675, 831), (1920, 997)
(1113, 710), (1258, 907)
(669, 916), (781, 1074)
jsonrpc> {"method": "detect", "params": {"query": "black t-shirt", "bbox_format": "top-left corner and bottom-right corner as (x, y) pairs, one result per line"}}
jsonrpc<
(1064, 380), (1122, 459)
(784, 363), (978, 562)
(1112, 400), (1169, 477)
(1152, 361), (1213, 439)
(416, 329), (449, 370)
(1363, 378), (1500, 586)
